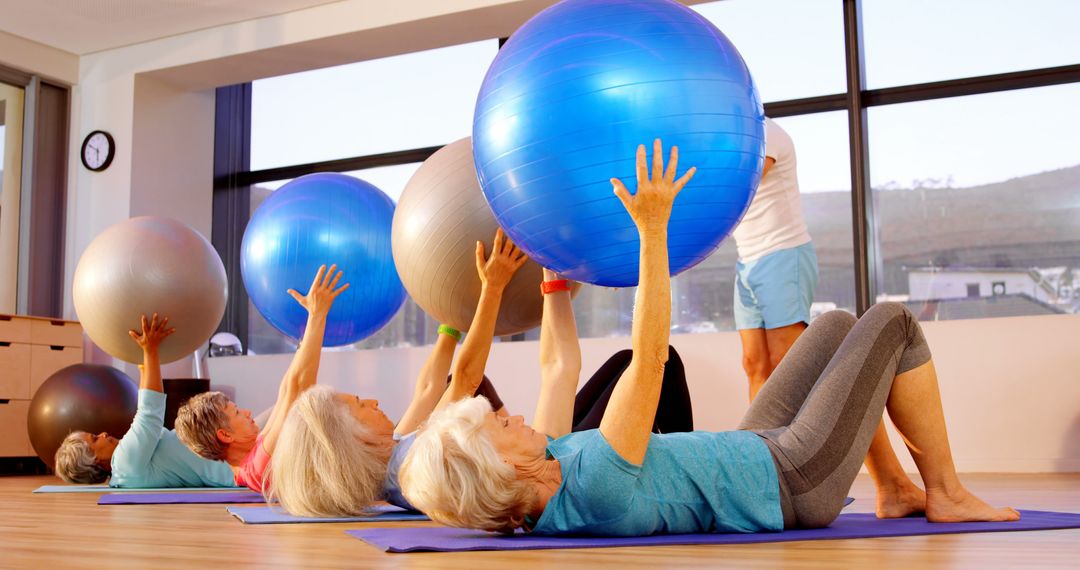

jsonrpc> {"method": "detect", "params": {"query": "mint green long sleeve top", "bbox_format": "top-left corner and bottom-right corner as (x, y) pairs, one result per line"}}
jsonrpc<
(109, 390), (235, 488)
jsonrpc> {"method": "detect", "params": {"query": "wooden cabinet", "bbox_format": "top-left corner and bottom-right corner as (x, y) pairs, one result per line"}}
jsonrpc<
(0, 314), (83, 458)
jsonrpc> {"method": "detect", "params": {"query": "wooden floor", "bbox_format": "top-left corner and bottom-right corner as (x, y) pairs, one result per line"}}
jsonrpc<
(2, 473), (1078, 569)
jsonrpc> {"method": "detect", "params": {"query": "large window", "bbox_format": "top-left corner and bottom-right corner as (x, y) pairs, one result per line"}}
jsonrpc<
(862, 0), (1080, 89)
(251, 40), (498, 170)
(217, 0), (1080, 355)
(869, 84), (1080, 319)
(693, 0), (846, 102)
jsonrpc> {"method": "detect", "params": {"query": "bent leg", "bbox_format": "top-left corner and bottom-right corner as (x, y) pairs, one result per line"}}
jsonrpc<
(652, 346), (693, 433)
(573, 346), (691, 433)
(761, 303), (932, 528)
(738, 310), (856, 432)
(887, 360), (1019, 522)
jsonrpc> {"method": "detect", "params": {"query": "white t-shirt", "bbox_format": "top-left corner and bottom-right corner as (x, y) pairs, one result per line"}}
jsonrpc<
(731, 118), (812, 262)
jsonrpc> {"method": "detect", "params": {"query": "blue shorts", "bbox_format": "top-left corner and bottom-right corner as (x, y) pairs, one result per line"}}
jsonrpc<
(733, 242), (818, 330)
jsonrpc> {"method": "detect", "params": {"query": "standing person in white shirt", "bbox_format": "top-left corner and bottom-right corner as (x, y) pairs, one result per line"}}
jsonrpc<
(732, 117), (818, 402)
(733, 119), (926, 519)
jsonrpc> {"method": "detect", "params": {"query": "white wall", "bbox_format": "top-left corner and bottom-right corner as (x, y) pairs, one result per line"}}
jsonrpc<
(209, 313), (1080, 474)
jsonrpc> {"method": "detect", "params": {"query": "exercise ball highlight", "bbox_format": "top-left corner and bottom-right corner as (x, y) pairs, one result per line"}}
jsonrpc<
(473, 0), (764, 287)
(73, 216), (228, 363)
(28, 364), (137, 468)
(393, 137), (581, 336)
(241, 173), (405, 346)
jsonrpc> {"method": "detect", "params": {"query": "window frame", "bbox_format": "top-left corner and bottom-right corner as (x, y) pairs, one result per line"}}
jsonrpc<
(213, 0), (1080, 352)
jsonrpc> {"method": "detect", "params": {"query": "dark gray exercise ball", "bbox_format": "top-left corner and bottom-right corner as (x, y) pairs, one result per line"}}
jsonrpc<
(28, 364), (138, 468)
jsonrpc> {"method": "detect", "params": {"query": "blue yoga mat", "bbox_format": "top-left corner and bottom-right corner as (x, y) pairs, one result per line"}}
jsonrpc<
(347, 510), (1080, 553)
(99, 491), (264, 504)
(34, 485), (244, 494)
(228, 504), (429, 524)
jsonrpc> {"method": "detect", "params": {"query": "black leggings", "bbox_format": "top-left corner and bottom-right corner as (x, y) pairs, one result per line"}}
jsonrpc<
(461, 345), (693, 434)
(572, 345), (694, 434)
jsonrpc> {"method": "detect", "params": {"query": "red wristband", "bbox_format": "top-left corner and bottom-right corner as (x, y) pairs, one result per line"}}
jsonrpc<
(541, 279), (571, 295)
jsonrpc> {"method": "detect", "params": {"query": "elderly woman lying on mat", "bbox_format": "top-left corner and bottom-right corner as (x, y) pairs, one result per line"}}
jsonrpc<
(266, 226), (696, 518)
(175, 264), (350, 494)
(399, 140), (1019, 536)
(54, 314), (234, 488)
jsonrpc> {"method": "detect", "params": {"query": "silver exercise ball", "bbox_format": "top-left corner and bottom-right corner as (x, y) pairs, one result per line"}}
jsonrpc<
(392, 137), (580, 336)
(73, 216), (228, 364)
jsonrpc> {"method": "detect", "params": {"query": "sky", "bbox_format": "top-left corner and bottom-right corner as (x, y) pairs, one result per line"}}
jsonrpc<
(250, 0), (1080, 198)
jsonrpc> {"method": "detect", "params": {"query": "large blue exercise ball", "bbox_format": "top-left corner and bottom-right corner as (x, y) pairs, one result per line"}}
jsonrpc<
(241, 173), (406, 346)
(473, 0), (765, 287)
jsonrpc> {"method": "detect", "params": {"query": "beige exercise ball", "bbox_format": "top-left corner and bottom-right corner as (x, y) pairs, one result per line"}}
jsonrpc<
(392, 137), (580, 336)
(73, 216), (228, 364)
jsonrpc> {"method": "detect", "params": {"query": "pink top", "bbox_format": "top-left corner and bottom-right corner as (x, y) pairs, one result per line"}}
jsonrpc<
(234, 435), (271, 493)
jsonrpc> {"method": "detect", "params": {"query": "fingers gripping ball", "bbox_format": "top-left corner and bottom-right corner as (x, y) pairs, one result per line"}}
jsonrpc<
(28, 364), (137, 468)
(241, 173), (406, 346)
(392, 138), (581, 336)
(73, 217), (227, 364)
(473, 0), (765, 286)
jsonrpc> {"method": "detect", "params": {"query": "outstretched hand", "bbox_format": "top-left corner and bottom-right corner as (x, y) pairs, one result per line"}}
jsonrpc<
(288, 264), (350, 316)
(128, 313), (176, 353)
(475, 228), (529, 291)
(611, 139), (696, 235)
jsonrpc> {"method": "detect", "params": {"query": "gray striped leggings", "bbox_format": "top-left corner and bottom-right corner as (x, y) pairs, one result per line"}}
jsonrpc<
(739, 302), (932, 529)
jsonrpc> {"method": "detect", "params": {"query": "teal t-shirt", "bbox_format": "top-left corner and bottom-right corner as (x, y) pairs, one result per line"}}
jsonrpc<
(109, 390), (236, 488)
(530, 429), (783, 536)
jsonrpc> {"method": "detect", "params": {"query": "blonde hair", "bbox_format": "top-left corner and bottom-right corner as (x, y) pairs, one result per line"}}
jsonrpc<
(175, 391), (231, 460)
(399, 397), (533, 533)
(54, 432), (109, 484)
(266, 386), (387, 517)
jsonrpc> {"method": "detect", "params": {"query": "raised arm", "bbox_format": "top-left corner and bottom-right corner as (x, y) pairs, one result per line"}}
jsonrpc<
(435, 228), (527, 410)
(113, 314), (176, 474)
(599, 140), (696, 465)
(127, 313), (175, 393)
(531, 268), (581, 438)
(394, 329), (459, 436)
(260, 264), (349, 453)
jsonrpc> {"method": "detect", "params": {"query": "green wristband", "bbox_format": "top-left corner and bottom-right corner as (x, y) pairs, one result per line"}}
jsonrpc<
(437, 324), (462, 341)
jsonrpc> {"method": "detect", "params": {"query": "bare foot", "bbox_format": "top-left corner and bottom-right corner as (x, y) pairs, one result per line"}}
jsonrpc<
(876, 482), (927, 519)
(925, 486), (1021, 523)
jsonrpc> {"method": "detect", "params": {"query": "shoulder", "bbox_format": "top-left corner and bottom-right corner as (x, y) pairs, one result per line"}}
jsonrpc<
(764, 117), (794, 158)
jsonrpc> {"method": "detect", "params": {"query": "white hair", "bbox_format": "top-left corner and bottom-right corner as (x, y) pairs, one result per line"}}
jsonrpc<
(54, 431), (109, 484)
(266, 386), (387, 517)
(400, 396), (533, 533)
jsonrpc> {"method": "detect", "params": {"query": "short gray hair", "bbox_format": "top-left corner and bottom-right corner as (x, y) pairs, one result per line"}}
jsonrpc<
(54, 432), (109, 484)
(400, 397), (533, 533)
(266, 386), (387, 517)
(175, 391), (231, 460)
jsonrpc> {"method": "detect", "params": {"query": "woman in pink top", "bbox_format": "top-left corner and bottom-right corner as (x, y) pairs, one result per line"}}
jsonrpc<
(175, 264), (349, 493)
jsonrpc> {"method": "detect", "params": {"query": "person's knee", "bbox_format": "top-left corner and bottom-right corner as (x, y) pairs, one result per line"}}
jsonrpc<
(816, 309), (857, 331)
(742, 350), (769, 380)
(866, 301), (912, 321)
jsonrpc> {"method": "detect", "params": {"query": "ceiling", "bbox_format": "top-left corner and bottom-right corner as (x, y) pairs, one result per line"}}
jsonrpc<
(0, 0), (347, 55)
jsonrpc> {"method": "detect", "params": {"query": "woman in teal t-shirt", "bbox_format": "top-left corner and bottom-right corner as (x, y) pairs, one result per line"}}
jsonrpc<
(400, 140), (1019, 536)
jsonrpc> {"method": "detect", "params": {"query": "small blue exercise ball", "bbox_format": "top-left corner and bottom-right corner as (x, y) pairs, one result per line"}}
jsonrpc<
(241, 173), (406, 346)
(473, 0), (765, 287)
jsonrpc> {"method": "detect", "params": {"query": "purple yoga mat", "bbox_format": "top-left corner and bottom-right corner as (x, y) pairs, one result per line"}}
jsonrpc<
(98, 491), (264, 505)
(347, 510), (1080, 553)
